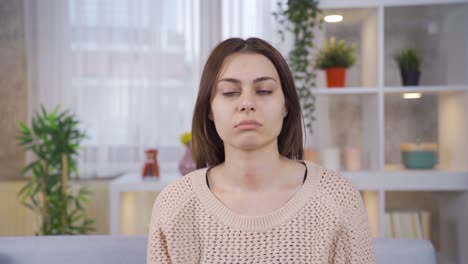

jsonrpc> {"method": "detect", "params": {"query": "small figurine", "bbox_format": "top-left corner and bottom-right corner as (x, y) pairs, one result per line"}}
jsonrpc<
(142, 148), (160, 178)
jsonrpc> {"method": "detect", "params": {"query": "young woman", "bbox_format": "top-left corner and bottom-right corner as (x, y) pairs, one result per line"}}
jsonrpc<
(147, 38), (375, 263)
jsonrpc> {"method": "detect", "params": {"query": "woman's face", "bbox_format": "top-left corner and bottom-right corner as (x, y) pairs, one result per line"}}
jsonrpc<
(210, 53), (287, 151)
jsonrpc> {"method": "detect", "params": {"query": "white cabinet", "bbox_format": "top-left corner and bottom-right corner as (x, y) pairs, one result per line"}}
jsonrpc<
(311, 1), (468, 262)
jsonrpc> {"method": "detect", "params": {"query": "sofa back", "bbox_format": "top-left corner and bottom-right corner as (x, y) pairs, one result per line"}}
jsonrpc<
(374, 238), (437, 264)
(0, 235), (147, 264)
(0, 235), (436, 264)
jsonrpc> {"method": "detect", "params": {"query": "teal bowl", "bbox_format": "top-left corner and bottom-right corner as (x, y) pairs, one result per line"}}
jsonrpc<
(402, 151), (437, 169)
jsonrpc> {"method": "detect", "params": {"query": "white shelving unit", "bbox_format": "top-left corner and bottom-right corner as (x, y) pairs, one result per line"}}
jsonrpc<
(313, 0), (468, 262)
(343, 170), (468, 191)
(382, 85), (468, 94)
(311, 87), (378, 95)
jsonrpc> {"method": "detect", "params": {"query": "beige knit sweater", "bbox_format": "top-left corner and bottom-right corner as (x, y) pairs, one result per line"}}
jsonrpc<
(147, 161), (375, 263)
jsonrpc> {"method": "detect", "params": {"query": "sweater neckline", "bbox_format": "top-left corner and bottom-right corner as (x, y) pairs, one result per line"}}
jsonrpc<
(191, 160), (321, 232)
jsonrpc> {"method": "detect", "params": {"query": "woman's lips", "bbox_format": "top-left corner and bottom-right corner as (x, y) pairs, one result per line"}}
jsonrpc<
(236, 120), (261, 130)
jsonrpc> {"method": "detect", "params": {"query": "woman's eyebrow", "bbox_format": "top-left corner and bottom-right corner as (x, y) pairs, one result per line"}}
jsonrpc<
(217, 76), (277, 84)
(253, 76), (277, 84)
(217, 78), (241, 84)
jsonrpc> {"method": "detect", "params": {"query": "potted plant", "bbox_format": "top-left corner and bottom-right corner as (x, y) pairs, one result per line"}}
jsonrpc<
(16, 106), (95, 235)
(394, 48), (423, 86)
(273, 0), (322, 134)
(178, 131), (196, 175)
(315, 36), (357, 88)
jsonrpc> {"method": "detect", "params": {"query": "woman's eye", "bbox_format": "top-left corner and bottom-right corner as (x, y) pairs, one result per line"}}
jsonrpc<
(222, 92), (239, 96)
(257, 90), (272, 95)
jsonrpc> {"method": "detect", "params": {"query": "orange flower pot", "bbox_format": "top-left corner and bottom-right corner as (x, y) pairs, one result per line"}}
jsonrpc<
(326, 67), (346, 88)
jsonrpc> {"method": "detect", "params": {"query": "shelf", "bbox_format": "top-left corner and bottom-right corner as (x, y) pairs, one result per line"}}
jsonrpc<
(310, 85), (468, 95)
(311, 87), (378, 95)
(319, 7), (379, 88)
(320, 0), (468, 9)
(342, 170), (382, 190)
(384, 3), (468, 87)
(380, 170), (468, 191)
(314, 0), (468, 258)
(342, 170), (468, 191)
(383, 85), (467, 94)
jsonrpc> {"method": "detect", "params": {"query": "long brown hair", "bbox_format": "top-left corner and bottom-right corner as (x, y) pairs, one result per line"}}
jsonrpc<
(191, 37), (303, 169)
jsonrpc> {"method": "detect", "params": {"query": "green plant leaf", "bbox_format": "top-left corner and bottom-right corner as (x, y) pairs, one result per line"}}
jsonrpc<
(394, 48), (422, 72)
(18, 122), (32, 135)
(17, 105), (94, 235)
(315, 36), (356, 69)
(273, 0), (321, 135)
(21, 161), (40, 175)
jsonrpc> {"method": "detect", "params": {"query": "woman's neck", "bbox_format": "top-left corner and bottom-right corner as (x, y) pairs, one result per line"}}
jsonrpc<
(213, 143), (290, 192)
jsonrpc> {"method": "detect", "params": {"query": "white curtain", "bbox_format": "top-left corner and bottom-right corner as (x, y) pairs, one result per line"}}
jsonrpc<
(24, 0), (206, 178)
(24, 0), (288, 178)
(221, 0), (292, 56)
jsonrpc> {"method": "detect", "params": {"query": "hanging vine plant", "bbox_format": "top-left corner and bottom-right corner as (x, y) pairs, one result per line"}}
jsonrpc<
(273, 0), (322, 134)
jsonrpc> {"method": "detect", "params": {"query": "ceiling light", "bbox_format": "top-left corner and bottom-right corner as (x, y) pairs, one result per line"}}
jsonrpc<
(324, 15), (343, 23)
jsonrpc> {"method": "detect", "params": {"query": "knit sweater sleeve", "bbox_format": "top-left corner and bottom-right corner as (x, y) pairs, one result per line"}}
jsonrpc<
(146, 193), (171, 264)
(331, 177), (375, 263)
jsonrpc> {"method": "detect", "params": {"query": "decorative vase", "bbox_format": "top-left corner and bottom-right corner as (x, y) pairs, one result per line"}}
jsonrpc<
(321, 147), (341, 171)
(179, 143), (196, 176)
(343, 146), (362, 171)
(326, 67), (346, 88)
(400, 69), (420, 86)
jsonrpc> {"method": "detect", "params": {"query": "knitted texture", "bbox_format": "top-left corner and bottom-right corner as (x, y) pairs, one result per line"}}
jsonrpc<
(147, 161), (375, 263)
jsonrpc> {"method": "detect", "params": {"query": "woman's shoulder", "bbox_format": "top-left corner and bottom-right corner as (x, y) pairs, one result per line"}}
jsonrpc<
(312, 163), (362, 205)
(149, 168), (208, 229)
(153, 168), (207, 213)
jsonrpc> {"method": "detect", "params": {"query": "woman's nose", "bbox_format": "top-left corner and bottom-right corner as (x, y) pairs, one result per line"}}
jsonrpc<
(241, 104), (255, 112)
(239, 92), (256, 112)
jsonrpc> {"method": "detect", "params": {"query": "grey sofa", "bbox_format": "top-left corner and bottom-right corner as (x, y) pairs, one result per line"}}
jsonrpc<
(0, 235), (436, 264)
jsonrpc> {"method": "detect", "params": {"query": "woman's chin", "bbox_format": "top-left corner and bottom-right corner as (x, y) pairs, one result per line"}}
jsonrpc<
(234, 139), (270, 151)
(231, 138), (261, 150)
(226, 134), (277, 151)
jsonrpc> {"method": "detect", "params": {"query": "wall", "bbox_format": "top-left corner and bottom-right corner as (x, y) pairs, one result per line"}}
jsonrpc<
(0, 0), (27, 181)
